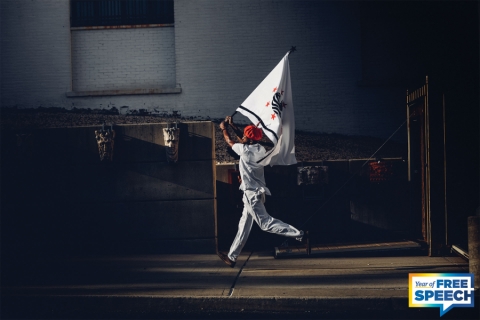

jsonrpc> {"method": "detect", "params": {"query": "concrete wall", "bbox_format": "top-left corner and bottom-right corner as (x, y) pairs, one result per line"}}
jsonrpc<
(0, 0), (407, 141)
(216, 158), (409, 250)
(1, 122), (217, 255)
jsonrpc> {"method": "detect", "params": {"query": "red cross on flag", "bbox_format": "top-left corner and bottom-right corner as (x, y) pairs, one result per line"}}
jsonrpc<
(236, 51), (296, 166)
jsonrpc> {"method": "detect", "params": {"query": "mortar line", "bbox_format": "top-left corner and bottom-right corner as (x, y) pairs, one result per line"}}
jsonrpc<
(228, 251), (254, 297)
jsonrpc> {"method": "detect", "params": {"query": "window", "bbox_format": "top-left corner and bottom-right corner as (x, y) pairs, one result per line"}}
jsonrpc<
(71, 0), (174, 28)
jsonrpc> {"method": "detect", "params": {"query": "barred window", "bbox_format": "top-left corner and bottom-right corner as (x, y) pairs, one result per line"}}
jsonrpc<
(71, 0), (174, 28)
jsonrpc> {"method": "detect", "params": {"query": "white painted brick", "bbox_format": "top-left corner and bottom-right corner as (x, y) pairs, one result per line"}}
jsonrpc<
(71, 26), (176, 91)
(1, 0), (72, 108)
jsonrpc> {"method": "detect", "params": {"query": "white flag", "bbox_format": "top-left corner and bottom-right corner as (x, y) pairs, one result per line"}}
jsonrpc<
(236, 52), (296, 166)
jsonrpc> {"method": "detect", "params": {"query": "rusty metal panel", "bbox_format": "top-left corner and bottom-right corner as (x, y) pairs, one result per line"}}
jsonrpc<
(369, 161), (394, 182)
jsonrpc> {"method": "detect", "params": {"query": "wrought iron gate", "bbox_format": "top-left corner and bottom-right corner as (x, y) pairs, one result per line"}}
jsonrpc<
(407, 76), (448, 256)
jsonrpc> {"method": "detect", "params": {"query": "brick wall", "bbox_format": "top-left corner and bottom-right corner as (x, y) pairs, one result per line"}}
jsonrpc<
(71, 27), (176, 91)
(173, 0), (406, 140)
(0, 0), (407, 141)
(0, 0), (71, 109)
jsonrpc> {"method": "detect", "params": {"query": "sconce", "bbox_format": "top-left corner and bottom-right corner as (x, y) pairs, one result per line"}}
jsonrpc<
(297, 166), (328, 185)
(95, 122), (115, 162)
(163, 123), (180, 163)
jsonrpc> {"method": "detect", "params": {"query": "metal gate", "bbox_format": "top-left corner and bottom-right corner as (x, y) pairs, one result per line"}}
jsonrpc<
(407, 76), (448, 256)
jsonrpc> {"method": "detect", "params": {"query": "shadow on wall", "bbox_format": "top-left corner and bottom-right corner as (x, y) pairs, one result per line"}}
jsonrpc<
(216, 162), (354, 252)
(0, 122), (216, 258)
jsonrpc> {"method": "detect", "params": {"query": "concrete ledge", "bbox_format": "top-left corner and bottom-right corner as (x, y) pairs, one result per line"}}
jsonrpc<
(66, 86), (182, 97)
(3, 295), (479, 319)
(70, 24), (174, 31)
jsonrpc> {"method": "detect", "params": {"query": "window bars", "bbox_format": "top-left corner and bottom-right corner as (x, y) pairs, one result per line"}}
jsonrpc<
(71, 0), (174, 28)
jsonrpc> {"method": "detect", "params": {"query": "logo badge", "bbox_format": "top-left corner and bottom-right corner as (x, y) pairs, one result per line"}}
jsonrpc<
(409, 273), (475, 316)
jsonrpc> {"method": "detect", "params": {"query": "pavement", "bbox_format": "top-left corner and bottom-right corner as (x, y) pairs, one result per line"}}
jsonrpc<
(2, 248), (479, 319)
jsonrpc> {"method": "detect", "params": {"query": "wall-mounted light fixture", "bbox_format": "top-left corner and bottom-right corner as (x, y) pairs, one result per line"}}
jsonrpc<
(163, 121), (180, 163)
(297, 166), (328, 185)
(95, 121), (115, 161)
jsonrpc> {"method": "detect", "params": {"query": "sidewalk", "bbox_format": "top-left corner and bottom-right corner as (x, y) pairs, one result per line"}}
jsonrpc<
(2, 250), (478, 319)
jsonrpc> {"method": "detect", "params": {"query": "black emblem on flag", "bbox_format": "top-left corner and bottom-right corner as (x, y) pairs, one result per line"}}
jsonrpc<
(271, 92), (286, 118)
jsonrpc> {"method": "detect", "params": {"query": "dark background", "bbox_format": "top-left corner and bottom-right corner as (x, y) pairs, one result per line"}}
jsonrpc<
(360, 1), (479, 248)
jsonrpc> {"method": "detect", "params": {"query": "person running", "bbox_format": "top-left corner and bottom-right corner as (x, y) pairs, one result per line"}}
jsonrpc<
(217, 116), (304, 267)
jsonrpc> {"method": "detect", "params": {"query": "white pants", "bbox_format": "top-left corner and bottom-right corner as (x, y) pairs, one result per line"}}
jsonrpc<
(228, 189), (303, 261)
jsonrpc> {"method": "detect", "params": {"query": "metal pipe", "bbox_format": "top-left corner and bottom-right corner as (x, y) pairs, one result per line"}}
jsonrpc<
(451, 244), (469, 260)
(424, 76), (432, 255)
(443, 94), (448, 246)
(407, 89), (411, 182)
(306, 231), (311, 256)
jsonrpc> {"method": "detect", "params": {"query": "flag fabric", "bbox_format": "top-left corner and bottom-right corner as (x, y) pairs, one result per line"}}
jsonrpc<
(236, 52), (296, 166)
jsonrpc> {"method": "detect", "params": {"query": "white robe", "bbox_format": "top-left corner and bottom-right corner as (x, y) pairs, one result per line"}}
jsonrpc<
(228, 143), (303, 261)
